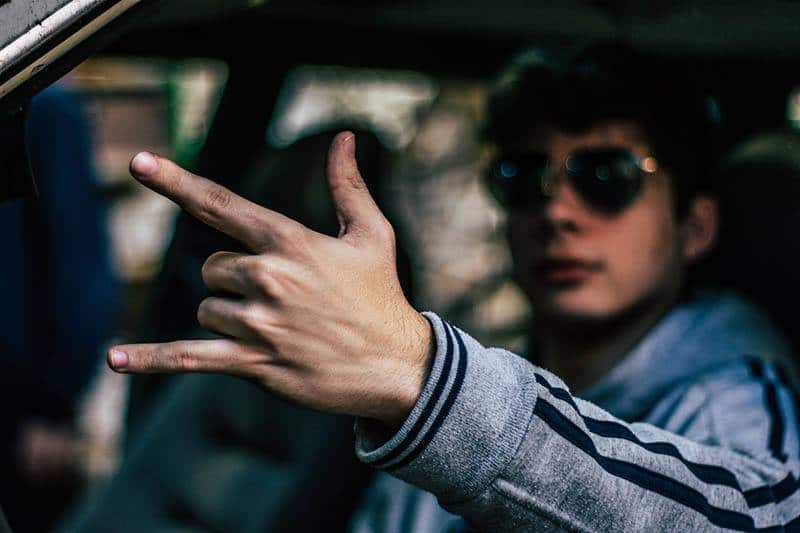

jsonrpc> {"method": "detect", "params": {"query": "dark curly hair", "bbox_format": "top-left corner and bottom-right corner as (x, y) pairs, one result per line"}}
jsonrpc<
(484, 42), (721, 217)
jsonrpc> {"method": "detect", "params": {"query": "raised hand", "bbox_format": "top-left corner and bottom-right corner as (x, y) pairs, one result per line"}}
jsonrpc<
(108, 132), (433, 426)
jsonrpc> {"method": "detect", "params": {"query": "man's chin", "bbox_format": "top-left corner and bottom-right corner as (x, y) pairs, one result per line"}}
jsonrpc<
(531, 289), (627, 329)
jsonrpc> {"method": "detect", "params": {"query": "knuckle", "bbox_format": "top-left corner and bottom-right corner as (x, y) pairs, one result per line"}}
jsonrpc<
(275, 223), (304, 248)
(240, 304), (268, 335)
(196, 299), (210, 326)
(204, 250), (229, 268)
(374, 216), (396, 244)
(347, 172), (367, 191)
(199, 186), (232, 219)
(246, 259), (276, 295)
(175, 349), (199, 371)
(200, 254), (221, 282)
(244, 257), (267, 280)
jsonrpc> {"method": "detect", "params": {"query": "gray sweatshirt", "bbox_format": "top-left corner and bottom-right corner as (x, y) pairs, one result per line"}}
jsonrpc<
(351, 291), (800, 531)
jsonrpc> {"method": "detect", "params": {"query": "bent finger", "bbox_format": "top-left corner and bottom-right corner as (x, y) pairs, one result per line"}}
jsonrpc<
(202, 251), (252, 296)
(196, 297), (268, 343)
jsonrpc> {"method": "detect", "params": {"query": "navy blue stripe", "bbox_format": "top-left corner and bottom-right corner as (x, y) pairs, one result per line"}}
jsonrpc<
(750, 360), (766, 379)
(758, 513), (800, 533)
(745, 473), (799, 508)
(775, 365), (791, 386)
(535, 372), (800, 508)
(535, 398), (757, 531)
(388, 322), (468, 471)
(370, 318), (455, 469)
(766, 381), (788, 462)
(534, 374), (584, 414)
(775, 363), (800, 456)
(749, 360), (788, 462)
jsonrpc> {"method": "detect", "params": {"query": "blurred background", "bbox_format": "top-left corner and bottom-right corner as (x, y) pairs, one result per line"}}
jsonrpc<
(2, 1), (800, 531)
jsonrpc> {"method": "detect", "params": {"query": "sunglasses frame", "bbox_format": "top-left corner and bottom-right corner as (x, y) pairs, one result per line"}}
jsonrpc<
(487, 147), (659, 214)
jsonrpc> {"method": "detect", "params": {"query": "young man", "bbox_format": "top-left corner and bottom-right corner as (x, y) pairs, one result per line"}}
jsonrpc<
(348, 44), (800, 531)
(109, 44), (800, 530)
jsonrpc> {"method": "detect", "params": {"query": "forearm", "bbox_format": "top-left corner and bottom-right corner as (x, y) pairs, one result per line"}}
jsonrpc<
(355, 314), (800, 531)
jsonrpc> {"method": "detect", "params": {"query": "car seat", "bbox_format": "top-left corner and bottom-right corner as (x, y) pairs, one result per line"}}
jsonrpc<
(702, 130), (800, 371)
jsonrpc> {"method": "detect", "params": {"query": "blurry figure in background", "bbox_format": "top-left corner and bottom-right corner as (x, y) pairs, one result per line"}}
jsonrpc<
(0, 84), (119, 532)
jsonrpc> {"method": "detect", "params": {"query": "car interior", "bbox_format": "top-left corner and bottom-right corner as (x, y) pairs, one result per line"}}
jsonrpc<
(2, 1), (800, 531)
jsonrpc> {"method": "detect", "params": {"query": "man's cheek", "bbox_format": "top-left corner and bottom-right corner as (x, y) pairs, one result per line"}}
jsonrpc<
(599, 259), (649, 310)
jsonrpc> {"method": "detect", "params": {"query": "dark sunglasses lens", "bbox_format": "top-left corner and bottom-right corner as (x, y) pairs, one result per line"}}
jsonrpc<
(487, 153), (548, 209)
(566, 149), (643, 213)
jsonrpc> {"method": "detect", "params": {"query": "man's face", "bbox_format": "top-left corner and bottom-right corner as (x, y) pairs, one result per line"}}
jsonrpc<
(505, 120), (687, 325)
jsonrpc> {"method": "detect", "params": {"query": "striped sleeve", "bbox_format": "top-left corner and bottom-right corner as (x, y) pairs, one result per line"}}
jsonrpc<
(354, 314), (800, 532)
(744, 359), (800, 463)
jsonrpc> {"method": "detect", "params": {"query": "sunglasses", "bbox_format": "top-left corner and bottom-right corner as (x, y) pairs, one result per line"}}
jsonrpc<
(486, 147), (659, 214)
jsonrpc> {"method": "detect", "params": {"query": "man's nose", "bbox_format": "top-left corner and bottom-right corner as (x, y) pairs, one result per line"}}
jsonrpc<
(537, 174), (584, 233)
(512, 176), (583, 242)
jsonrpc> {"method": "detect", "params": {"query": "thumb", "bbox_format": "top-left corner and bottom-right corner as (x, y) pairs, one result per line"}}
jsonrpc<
(326, 131), (383, 238)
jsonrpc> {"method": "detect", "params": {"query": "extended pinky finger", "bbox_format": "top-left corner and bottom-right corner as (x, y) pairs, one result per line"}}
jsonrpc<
(108, 338), (253, 376)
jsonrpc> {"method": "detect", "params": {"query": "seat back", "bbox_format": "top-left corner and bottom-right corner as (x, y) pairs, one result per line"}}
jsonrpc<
(703, 131), (800, 361)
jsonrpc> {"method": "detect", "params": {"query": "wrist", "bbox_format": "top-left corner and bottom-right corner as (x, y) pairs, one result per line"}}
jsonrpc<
(379, 310), (434, 428)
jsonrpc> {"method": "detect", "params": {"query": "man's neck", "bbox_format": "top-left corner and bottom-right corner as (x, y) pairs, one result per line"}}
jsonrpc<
(534, 295), (678, 394)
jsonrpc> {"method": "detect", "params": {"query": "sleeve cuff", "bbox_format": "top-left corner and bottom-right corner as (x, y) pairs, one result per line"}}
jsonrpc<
(354, 313), (539, 503)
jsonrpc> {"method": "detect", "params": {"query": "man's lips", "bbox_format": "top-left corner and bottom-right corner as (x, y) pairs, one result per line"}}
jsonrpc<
(535, 258), (602, 284)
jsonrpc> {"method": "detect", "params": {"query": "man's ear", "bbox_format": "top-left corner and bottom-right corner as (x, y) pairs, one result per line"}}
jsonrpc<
(682, 195), (719, 263)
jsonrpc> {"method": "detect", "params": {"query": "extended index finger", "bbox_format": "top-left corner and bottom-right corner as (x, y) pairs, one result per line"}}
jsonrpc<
(130, 152), (300, 252)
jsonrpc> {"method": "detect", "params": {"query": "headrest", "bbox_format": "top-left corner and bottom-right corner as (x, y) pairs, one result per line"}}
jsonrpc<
(706, 131), (800, 352)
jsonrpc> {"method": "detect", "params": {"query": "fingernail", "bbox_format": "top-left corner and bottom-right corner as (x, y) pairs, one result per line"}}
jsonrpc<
(342, 132), (355, 156)
(109, 349), (129, 370)
(131, 152), (158, 177)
